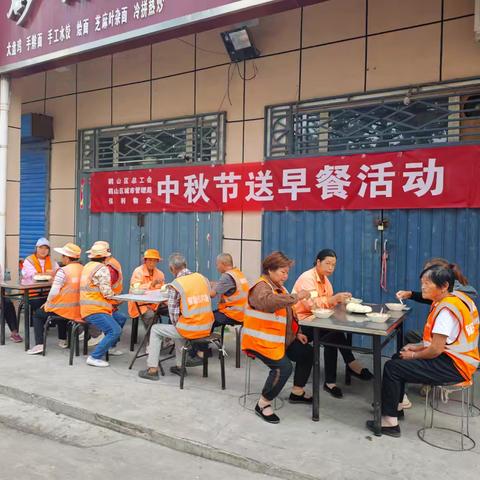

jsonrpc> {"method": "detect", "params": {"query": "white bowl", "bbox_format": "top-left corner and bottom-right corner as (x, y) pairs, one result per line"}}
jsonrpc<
(313, 308), (334, 319)
(130, 288), (146, 295)
(366, 312), (390, 322)
(385, 303), (405, 311)
(349, 297), (363, 304)
(33, 274), (52, 282)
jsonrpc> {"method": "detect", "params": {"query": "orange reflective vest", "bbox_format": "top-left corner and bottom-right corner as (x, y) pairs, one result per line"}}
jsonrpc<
(80, 262), (113, 318)
(25, 254), (53, 297)
(128, 264), (165, 317)
(423, 292), (480, 381)
(45, 263), (83, 322)
(218, 268), (249, 323)
(241, 277), (288, 361)
(171, 272), (214, 339)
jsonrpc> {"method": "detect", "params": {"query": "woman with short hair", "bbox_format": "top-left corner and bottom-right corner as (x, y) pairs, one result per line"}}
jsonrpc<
(242, 251), (313, 424)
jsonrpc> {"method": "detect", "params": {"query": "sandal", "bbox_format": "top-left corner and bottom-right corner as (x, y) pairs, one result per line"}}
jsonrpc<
(255, 403), (280, 424)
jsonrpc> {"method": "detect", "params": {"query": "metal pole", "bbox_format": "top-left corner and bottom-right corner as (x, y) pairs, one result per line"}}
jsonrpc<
(0, 76), (10, 278)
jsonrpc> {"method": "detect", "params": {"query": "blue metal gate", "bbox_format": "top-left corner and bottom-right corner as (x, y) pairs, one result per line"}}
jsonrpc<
(19, 141), (50, 258)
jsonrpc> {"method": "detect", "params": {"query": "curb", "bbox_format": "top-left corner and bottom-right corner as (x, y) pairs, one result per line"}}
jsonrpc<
(0, 383), (320, 480)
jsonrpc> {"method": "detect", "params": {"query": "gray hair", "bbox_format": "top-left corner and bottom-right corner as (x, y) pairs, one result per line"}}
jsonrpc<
(217, 253), (233, 266)
(169, 253), (187, 270)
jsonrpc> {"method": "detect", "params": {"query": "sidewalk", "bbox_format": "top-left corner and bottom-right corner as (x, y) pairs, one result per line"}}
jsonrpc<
(1, 324), (479, 480)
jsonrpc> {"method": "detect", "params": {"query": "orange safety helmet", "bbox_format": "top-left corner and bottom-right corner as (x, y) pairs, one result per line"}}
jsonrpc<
(143, 249), (161, 260)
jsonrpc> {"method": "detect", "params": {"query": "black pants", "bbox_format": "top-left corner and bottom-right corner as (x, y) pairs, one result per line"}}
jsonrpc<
(3, 298), (19, 332)
(382, 353), (463, 417)
(29, 297), (47, 314)
(302, 326), (356, 383)
(33, 307), (68, 346)
(212, 310), (241, 329)
(253, 340), (314, 401)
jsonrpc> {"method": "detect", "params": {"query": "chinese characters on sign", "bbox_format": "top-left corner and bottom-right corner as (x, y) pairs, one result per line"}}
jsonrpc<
(89, 146), (479, 213)
(5, 1), (166, 58)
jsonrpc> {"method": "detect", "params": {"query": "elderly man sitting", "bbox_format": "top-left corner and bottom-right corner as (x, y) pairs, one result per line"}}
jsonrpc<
(138, 253), (214, 379)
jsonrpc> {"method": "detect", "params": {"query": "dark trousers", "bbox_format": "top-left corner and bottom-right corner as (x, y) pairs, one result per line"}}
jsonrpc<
(302, 326), (356, 383)
(253, 340), (314, 401)
(3, 298), (19, 332)
(382, 353), (463, 417)
(29, 297), (47, 314)
(33, 307), (68, 346)
(212, 310), (241, 329)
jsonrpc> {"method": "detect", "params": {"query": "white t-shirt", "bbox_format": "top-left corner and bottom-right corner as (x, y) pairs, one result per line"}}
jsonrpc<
(432, 309), (460, 344)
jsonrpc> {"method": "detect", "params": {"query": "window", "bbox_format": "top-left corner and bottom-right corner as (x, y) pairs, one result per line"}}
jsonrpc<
(80, 113), (225, 171)
(266, 85), (480, 158)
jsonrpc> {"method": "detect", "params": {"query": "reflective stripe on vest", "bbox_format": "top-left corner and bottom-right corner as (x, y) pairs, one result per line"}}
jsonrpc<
(423, 295), (480, 380)
(171, 272), (214, 339)
(44, 263), (83, 321)
(241, 277), (288, 361)
(218, 268), (249, 323)
(79, 262), (113, 318)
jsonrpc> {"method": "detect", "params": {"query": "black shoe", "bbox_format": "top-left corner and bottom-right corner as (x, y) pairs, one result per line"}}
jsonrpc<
(138, 369), (159, 381)
(186, 356), (204, 367)
(255, 403), (280, 424)
(347, 366), (374, 381)
(289, 392), (313, 404)
(323, 383), (343, 398)
(366, 420), (401, 438)
(170, 366), (187, 376)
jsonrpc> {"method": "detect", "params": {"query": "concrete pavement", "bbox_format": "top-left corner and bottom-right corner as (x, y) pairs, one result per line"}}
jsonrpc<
(0, 324), (479, 480)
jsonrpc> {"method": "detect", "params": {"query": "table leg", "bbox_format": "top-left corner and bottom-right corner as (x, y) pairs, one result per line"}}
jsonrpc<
(128, 321), (153, 370)
(373, 336), (382, 436)
(312, 327), (320, 422)
(0, 288), (5, 345)
(24, 290), (30, 351)
(345, 333), (352, 385)
(396, 322), (404, 354)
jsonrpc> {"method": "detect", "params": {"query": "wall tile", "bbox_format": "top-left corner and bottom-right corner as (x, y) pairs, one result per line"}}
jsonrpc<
(196, 64), (244, 121)
(6, 235), (19, 282)
(77, 89), (111, 130)
(22, 101), (45, 115)
(196, 26), (232, 69)
(368, 0), (441, 34)
(241, 240), (261, 284)
(225, 122), (243, 165)
(151, 73), (194, 120)
(303, 0), (366, 46)
(244, 120), (264, 163)
(46, 95), (77, 142)
(444, 0), (474, 19)
(6, 181), (19, 235)
(152, 35), (195, 78)
(242, 212), (262, 241)
(8, 85), (22, 128)
(50, 142), (76, 189)
(16, 72), (46, 103)
(50, 189), (76, 236)
(223, 211), (242, 239)
(443, 17), (480, 80)
(301, 39), (365, 99)
(250, 9), (301, 55)
(245, 52), (299, 119)
(7, 128), (20, 182)
(77, 55), (111, 92)
(46, 65), (76, 97)
(367, 25), (441, 90)
(222, 239), (242, 268)
(112, 82), (150, 125)
(113, 46), (151, 85)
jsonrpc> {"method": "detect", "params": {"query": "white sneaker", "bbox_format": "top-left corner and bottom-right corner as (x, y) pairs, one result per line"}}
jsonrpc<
(58, 340), (68, 349)
(78, 332), (84, 341)
(88, 333), (105, 347)
(26, 344), (44, 355)
(86, 356), (109, 367)
(108, 347), (123, 356)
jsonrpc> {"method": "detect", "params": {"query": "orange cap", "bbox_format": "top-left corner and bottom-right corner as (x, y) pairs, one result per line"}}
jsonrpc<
(143, 249), (161, 260)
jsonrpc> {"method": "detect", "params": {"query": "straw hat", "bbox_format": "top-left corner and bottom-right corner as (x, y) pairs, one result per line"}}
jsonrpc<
(92, 240), (110, 250)
(54, 243), (81, 259)
(144, 248), (161, 260)
(87, 244), (111, 259)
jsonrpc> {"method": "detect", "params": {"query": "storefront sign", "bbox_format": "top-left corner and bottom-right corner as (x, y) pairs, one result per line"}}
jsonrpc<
(0, 0), (285, 74)
(89, 145), (480, 213)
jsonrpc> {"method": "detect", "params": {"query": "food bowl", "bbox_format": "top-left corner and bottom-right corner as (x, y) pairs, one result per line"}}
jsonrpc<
(313, 308), (334, 319)
(385, 303), (406, 311)
(33, 274), (52, 282)
(349, 297), (363, 304)
(130, 288), (146, 295)
(366, 312), (390, 322)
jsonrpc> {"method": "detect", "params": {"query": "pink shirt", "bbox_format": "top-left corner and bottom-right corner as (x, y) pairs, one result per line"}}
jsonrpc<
(292, 268), (335, 320)
(21, 257), (59, 282)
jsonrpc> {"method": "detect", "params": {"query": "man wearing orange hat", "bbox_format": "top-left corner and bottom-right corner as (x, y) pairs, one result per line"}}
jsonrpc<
(128, 249), (168, 329)
(27, 243), (83, 355)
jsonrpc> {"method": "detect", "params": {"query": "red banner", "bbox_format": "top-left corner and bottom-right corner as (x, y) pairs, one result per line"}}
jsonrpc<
(89, 145), (480, 213)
